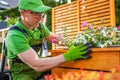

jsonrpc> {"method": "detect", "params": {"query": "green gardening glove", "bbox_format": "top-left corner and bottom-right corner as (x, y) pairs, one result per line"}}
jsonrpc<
(63, 43), (92, 61)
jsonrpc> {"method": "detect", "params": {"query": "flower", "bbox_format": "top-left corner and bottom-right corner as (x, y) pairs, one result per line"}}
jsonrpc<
(60, 21), (120, 48)
(74, 26), (120, 48)
(81, 22), (87, 27)
(5, 16), (9, 19)
(117, 25), (120, 30)
(51, 39), (56, 43)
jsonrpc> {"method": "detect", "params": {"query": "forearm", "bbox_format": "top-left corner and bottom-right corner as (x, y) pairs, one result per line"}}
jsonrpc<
(34, 54), (65, 72)
(18, 48), (66, 72)
(45, 32), (61, 44)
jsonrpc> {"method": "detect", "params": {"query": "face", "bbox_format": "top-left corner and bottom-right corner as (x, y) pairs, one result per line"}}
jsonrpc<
(21, 10), (45, 29)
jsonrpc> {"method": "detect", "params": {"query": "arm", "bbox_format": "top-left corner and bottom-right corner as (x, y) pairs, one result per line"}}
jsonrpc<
(17, 43), (92, 72)
(45, 32), (73, 47)
(17, 48), (65, 72)
(45, 32), (62, 44)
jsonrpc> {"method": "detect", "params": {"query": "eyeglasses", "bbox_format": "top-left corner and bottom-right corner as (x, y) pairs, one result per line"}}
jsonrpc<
(30, 11), (45, 18)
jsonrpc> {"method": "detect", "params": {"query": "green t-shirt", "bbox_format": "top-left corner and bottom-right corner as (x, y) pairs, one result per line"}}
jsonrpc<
(6, 20), (50, 59)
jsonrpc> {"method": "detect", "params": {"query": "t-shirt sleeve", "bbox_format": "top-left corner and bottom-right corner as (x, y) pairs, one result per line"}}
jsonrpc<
(6, 30), (30, 57)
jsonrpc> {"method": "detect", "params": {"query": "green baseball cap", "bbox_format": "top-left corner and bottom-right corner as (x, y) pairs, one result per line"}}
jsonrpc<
(18, 0), (51, 12)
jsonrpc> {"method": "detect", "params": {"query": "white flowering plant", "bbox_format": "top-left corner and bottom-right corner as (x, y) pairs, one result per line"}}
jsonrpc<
(61, 21), (120, 48)
(74, 26), (120, 48)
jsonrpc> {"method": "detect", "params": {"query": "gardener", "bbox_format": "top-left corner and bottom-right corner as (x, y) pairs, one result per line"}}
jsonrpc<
(5, 0), (92, 80)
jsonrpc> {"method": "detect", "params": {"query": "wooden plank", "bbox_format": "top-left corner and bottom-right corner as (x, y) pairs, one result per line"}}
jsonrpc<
(55, 10), (77, 18)
(80, 23), (112, 31)
(81, 11), (110, 18)
(110, 0), (116, 26)
(55, 13), (77, 20)
(55, 17), (77, 23)
(55, 22), (77, 26)
(80, 0), (109, 6)
(80, 6), (110, 14)
(80, 0), (108, 5)
(55, 24), (78, 28)
(55, 26), (78, 32)
(55, 28), (78, 33)
(52, 8), (55, 50)
(81, 19), (110, 25)
(77, 1), (80, 32)
(80, 1), (109, 9)
(81, 16), (110, 21)
(55, 31), (78, 36)
(55, 20), (77, 26)
(50, 47), (120, 71)
(54, 1), (77, 10)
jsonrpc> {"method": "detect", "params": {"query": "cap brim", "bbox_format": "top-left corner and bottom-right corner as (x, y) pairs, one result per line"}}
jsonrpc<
(31, 5), (51, 13)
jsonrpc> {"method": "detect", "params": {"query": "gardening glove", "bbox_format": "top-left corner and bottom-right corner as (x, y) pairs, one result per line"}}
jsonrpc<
(63, 43), (92, 61)
(74, 42), (92, 60)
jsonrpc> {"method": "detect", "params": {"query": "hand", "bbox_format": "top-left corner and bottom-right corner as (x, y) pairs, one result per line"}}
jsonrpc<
(63, 43), (92, 61)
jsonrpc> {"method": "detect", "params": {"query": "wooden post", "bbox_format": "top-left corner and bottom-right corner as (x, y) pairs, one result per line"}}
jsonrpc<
(110, 0), (116, 26)
(77, 0), (80, 32)
(52, 8), (55, 50)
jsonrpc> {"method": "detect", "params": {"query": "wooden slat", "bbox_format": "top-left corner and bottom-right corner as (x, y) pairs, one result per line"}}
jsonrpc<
(55, 17), (77, 23)
(81, 19), (110, 25)
(55, 13), (77, 20)
(80, 0), (108, 5)
(55, 23), (77, 27)
(54, 1), (77, 10)
(55, 6), (77, 14)
(55, 10), (77, 18)
(80, 6), (110, 14)
(81, 11), (110, 18)
(55, 24), (78, 29)
(55, 20), (77, 26)
(81, 15), (110, 21)
(80, 23), (112, 31)
(55, 27), (78, 32)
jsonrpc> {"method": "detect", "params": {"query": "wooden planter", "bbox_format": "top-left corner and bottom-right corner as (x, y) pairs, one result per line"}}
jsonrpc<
(49, 47), (120, 74)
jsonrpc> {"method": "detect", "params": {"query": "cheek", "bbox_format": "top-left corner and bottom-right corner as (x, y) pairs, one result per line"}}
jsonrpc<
(25, 16), (33, 22)
(25, 17), (28, 22)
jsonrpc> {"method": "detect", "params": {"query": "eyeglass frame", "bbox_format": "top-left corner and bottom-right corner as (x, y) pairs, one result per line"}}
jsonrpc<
(30, 11), (45, 18)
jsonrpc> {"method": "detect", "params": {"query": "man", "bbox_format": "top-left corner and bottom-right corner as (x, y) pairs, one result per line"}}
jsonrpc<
(5, 0), (92, 80)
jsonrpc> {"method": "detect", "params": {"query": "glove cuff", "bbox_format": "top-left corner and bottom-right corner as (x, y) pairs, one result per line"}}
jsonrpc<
(63, 52), (71, 61)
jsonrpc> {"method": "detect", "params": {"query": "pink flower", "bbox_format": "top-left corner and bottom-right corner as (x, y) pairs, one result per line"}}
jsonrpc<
(117, 25), (120, 30)
(51, 39), (57, 43)
(81, 22), (87, 27)
(5, 16), (9, 19)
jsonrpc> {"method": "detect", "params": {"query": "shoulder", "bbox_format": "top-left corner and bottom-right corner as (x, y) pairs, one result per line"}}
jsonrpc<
(6, 28), (28, 44)
(7, 29), (25, 38)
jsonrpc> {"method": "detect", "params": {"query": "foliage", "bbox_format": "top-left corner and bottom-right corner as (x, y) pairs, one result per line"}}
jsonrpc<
(74, 26), (120, 48)
(4, 16), (18, 27)
(0, 7), (20, 20)
(61, 20), (120, 48)
(115, 0), (120, 26)
(44, 70), (113, 80)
